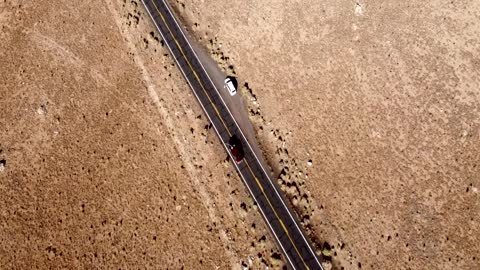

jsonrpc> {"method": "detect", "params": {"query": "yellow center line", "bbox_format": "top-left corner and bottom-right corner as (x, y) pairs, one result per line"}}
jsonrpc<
(245, 160), (310, 270)
(148, 1), (310, 269)
(150, 0), (231, 137)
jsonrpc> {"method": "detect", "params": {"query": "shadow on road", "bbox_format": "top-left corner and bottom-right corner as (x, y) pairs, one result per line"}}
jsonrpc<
(181, 29), (271, 173)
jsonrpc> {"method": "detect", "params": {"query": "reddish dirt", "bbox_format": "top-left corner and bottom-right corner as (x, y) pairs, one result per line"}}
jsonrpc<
(1, 0), (479, 269)
(173, 0), (480, 269)
(1, 0), (284, 269)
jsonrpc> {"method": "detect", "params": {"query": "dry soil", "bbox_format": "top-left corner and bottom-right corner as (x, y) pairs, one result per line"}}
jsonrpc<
(1, 0), (284, 269)
(173, 0), (480, 269)
(1, 0), (479, 269)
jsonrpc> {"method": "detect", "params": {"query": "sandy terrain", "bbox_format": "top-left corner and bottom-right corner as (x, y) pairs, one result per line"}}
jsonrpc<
(174, 0), (480, 269)
(0, 0), (285, 269)
(1, 0), (479, 269)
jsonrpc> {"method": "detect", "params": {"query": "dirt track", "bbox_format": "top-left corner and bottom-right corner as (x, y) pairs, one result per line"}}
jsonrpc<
(1, 0), (479, 269)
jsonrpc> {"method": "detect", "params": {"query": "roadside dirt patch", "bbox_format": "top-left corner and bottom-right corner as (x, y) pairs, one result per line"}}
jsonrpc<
(0, 0), (285, 269)
(2, 0), (479, 269)
(174, 0), (480, 269)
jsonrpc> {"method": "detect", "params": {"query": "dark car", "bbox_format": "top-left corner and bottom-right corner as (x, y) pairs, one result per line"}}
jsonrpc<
(228, 135), (244, 163)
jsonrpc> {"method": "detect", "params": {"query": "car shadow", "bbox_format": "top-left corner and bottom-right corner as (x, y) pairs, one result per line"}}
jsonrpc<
(226, 76), (238, 89)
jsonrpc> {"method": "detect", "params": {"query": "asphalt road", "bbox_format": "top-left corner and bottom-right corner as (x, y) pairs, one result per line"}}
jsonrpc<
(141, 1), (324, 269)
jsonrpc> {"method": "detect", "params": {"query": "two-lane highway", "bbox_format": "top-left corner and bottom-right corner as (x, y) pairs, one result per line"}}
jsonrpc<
(140, 1), (324, 269)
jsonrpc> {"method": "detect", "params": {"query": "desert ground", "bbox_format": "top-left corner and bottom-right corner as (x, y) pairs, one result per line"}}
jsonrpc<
(1, 0), (479, 269)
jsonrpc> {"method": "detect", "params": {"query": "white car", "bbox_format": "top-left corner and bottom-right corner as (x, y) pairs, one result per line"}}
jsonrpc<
(224, 77), (237, 96)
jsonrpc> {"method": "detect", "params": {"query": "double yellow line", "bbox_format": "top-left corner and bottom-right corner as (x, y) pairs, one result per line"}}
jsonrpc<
(148, 1), (310, 268)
